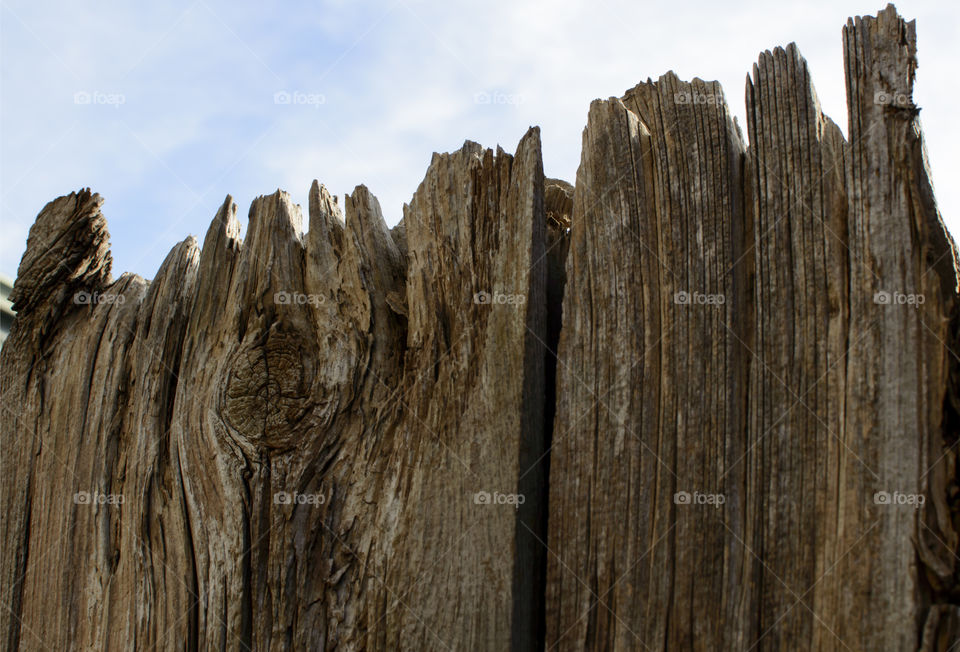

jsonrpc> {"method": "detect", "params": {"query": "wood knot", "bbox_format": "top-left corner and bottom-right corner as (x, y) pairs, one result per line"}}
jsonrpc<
(221, 331), (318, 450)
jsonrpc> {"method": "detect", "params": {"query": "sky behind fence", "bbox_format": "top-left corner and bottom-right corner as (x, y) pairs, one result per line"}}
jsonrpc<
(2, 0), (957, 280)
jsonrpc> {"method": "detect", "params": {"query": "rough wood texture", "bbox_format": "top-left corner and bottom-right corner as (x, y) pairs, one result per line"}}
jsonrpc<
(546, 5), (959, 651)
(1, 5), (958, 651)
(545, 74), (749, 650)
(1, 131), (549, 651)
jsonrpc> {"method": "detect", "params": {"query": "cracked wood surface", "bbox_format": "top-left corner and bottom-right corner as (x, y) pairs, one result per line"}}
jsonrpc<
(546, 6), (959, 651)
(2, 5), (959, 651)
(2, 131), (549, 651)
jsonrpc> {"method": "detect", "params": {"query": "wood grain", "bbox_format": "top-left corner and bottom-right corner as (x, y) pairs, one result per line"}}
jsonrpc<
(1, 6), (957, 651)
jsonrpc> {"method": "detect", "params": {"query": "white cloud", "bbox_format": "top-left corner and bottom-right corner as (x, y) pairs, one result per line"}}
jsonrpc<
(2, 0), (957, 279)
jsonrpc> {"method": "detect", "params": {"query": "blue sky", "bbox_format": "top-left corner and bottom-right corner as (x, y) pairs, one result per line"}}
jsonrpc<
(2, 0), (958, 280)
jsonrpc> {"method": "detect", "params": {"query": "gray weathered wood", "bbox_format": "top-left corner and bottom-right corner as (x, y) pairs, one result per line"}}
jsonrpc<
(1, 131), (549, 651)
(546, 5), (959, 651)
(1, 5), (957, 651)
